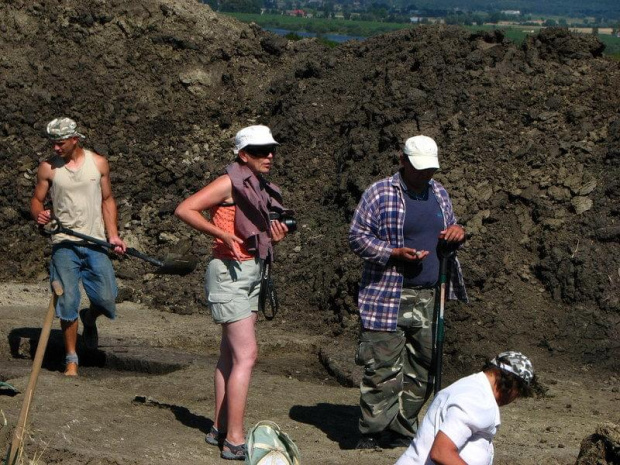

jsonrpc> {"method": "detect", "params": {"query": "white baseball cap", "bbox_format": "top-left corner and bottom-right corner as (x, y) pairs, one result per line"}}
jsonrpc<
(233, 125), (279, 154)
(403, 135), (439, 170)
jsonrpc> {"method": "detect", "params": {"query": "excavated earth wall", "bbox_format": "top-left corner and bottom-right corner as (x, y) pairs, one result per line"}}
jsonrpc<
(1, 0), (619, 381)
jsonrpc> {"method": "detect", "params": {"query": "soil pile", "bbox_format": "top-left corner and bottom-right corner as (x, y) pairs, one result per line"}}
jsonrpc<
(576, 423), (620, 465)
(1, 0), (319, 312)
(263, 26), (620, 377)
(1, 0), (619, 387)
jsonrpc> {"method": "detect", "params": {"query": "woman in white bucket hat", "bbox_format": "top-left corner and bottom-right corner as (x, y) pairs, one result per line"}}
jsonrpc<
(175, 125), (291, 460)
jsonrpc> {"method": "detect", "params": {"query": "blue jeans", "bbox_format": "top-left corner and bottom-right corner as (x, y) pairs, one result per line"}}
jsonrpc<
(50, 242), (118, 322)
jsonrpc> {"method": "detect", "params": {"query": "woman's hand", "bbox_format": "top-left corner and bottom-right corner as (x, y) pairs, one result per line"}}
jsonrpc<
(270, 220), (289, 243)
(221, 232), (244, 261)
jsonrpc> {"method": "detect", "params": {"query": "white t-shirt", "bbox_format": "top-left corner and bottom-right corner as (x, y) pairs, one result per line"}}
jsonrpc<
(395, 372), (500, 465)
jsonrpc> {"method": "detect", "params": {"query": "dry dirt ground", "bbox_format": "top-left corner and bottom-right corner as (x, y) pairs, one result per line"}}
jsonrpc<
(0, 281), (618, 465)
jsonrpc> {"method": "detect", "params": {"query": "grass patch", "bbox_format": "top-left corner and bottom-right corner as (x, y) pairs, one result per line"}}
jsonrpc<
(464, 24), (533, 44)
(597, 34), (620, 56)
(316, 36), (339, 48)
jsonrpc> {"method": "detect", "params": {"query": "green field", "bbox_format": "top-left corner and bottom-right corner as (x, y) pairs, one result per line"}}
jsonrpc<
(224, 13), (620, 58)
(597, 33), (620, 58)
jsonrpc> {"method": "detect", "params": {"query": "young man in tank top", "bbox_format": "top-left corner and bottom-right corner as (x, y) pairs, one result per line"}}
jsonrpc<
(30, 117), (127, 376)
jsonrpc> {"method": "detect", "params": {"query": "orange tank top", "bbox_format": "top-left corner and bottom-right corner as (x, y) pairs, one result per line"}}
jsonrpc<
(211, 204), (254, 260)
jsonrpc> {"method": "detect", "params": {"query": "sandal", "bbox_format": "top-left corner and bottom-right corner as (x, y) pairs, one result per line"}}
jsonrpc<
(205, 426), (225, 446)
(221, 439), (246, 461)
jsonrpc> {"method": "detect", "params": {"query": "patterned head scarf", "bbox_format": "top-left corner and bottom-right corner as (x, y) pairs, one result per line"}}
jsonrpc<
(46, 117), (85, 141)
(490, 351), (534, 385)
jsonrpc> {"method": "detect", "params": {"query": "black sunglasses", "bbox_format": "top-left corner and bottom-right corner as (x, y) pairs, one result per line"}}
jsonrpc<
(244, 145), (277, 158)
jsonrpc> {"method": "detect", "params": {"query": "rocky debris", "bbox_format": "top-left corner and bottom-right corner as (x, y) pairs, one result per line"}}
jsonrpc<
(576, 423), (620, 465)
(0, 1), (619, 380)
(524, 27), (606, 62)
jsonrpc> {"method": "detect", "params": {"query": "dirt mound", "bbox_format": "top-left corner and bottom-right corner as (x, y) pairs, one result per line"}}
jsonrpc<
(1, 0), (619, 382)
(263, 26), (620, 373)
(0, 0), (318, 311)
(576, 422), (620, 465)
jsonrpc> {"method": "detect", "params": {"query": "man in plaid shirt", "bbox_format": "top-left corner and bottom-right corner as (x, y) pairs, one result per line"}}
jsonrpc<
(349, 135), (467, 450)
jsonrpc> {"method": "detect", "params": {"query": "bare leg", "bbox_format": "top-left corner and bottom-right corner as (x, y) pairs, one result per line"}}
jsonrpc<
(61, 318), (79, 376)
(214, 331), (232, 432)
(221, 313), (258, 445)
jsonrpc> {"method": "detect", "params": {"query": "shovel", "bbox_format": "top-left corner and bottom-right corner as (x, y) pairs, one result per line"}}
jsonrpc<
(46, 222), (197, 276)
(432, 240), (458, 395)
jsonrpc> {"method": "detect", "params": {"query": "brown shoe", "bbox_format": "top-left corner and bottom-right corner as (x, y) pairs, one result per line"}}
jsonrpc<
(64, 361), (78, 377)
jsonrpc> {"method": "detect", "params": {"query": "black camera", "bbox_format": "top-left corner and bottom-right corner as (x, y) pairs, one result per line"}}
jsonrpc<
(269, 211), (297, 233)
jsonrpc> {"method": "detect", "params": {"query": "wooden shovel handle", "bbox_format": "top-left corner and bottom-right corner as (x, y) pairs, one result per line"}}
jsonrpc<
(6, 281), (63, 465)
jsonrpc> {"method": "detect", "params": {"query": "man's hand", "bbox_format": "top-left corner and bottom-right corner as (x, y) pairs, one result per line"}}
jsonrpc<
(439, 225), (465, 243)
(270, 220), (289, 244)
(391, 247), (429, 262)
(108, 236), (127, 255)
(36, 209), (52, 225)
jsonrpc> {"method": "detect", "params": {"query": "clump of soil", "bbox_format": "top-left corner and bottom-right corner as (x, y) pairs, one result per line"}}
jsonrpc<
(576, 423), (620, 465)
(1, 0), (619, 455)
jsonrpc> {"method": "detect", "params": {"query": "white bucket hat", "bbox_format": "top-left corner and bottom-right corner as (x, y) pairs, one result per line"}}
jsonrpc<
(403, 135), (439, 170)
(233, 125), (279, 154)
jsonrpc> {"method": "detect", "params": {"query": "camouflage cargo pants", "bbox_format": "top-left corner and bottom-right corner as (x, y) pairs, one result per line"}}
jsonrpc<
(356, 287), (436, 438)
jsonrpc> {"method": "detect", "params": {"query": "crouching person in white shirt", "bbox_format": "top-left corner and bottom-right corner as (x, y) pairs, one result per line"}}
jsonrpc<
(395, 351), (537, 465)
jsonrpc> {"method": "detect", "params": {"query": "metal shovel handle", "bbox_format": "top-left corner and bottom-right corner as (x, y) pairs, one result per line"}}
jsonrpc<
(46, 222), (163, 267)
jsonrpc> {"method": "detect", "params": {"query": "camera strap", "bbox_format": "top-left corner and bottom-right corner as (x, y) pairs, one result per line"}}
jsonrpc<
(258, 256), (278, 320)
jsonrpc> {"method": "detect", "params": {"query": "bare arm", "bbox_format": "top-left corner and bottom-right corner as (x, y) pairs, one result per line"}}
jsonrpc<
(95, 154), (126, 253)
(175, 175), (244, 260)
(429, 432), (468, 465)
(31, 161), (53, 224)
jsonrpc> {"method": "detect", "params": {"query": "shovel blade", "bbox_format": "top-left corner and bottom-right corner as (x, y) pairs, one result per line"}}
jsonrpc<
(156, 256), (198, 276)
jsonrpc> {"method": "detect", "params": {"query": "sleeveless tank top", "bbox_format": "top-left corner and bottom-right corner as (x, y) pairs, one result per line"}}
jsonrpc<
(50, 150), (106, 244)
(211, 204), (254, 261)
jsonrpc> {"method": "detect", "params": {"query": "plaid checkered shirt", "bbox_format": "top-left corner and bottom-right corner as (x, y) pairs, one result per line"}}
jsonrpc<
(349, 172), (468, 331)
